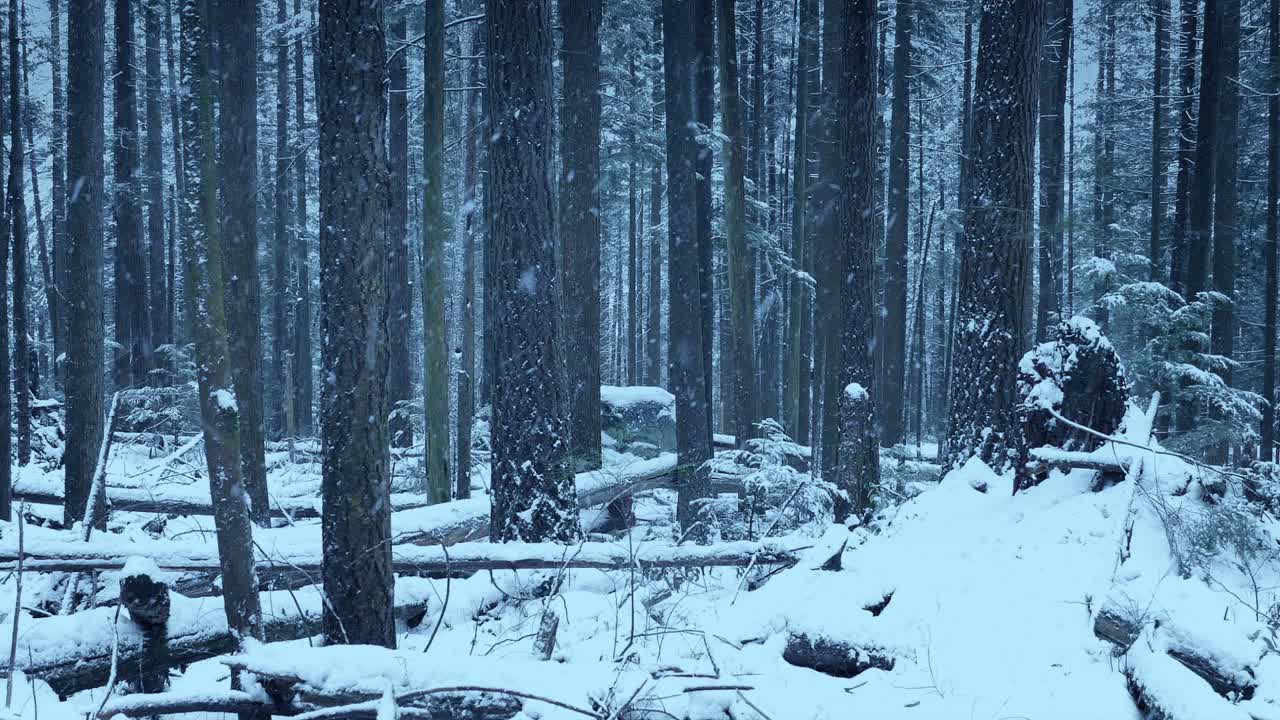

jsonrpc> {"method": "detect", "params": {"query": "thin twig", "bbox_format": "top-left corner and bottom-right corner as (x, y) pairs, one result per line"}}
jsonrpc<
(422, 544), (450, 654)
(6, 508), (24, 708)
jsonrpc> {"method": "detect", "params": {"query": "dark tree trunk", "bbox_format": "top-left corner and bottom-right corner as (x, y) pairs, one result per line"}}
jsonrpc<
(485, 0), (581, 543)
(1170, 0), (1198, 296)
(559, 0), (603, 472)
(942, 0), (1042, 475)
(1036, 0), (1069, 341)
(49, 0), (65, 388)
(316, 0), (395, 647)
(422, 0), (450, 503)
(64, 0), (105, 526)
(24, 9), (51, 398)
(9, 0), (27, 467)
(272, 0), (293, 439)
(835, 0), (880, 522)
(628, 56), (640, 388)
(145, 0), (168, 364)
(217, 0), (269, 526)
(165, 0), (186, 348)
(1210, 0), (1241, 464)
(179, 0), (265, 682)
(456, 0), (481, 501)
(1150, 0), (1168, 283)
(694, 0), (715, 445)
(1266, 0), (1279, 461)
(719, 0), (756, 450)
(646, 14), (665, 389)
(817, 0), (844, 478)
(882, 0), (911, 447)
(112, 0), (150, 390)
(387, 15), (412, 450)
(292, 0), (313, 437)
(663, 0), (714, 534)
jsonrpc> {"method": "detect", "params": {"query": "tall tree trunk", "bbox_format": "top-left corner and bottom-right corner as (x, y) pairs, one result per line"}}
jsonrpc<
(456, 0), (481, 501)
(49, 0), (65, 388)
(165, 0), (186, 347)
(1170, 0), (1199, 296)
(9, 0), (27, 467)
(64, 0), (104, 526)
(1036, 0), (1069, 340)
(292, 0), (313, 437)
(113, 0), (150, 390)
(1266, 0), (1278, 461)
(1093, 0), (1115, 331)
(663, 0), (713, 534)
(628, 55), (640, 388)
(694, 0), (716, 444)
(719, 0), (756, 450)
(144, 0), (167, 368)
(882, 0), (911, 447)
(786, 0), (814, 444)
(22, 2), (50, 398)
(486, 0), (580, 543)
(217, 0), (269, 525)
(646, 14), (665, 389)
(271, 0), (292, 439)
(943, 0), (1042, 476)
(818, 0), (844, 477)
(179, 0), (265, 679)
(387, 15), (412, 450)
(836, 0), (880, 521)
(1210, 0), (1241, 464)
(422, 1), (450, 502)
(559, 0), (603, 472)
(1151, 0), (1168, 283)
(316, 0), (394, 647)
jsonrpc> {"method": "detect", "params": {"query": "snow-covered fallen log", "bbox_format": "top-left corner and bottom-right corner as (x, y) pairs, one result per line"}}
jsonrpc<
(1, 539), (801, 576)
(782, 631), (896, 679)
(97, 688), (524, 720)
(1094, 606), (1259, 700)
(15, 579), (435, 698)
(1124, 636), (1253, 720)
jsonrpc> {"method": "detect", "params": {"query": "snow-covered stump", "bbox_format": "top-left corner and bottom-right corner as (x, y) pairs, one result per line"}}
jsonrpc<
(782, 632), (896, 678)
(118, 558), (171, 694)
(600, 385), (676, 453)
(1016, 318), (1130, 492)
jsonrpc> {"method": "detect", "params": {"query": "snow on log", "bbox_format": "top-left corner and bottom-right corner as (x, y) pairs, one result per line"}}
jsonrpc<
(1125, 638), (1252, 720)
(118, 557), (171, 693)
(13, 579), (435, 698)
(782, 632), (896, 679)
(1093, 607), (1259, 700)
(0, 539), (801, 576)
(97, 688), (523, 720)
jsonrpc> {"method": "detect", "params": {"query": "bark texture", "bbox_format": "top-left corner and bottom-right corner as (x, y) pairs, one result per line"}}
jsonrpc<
(422, 0), (450, 503)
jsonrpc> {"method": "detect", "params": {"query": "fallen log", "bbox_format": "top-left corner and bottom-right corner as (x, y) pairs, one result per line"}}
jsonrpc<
(15, 581), (434, 698)
(1125, 640), (1252, 720)
(97, 688), (523, 720)
(1, 539), (801, 577)
(118, 559), (171, 693)
(782, 632), (896, 679)
(1094, 607), (1259, 700)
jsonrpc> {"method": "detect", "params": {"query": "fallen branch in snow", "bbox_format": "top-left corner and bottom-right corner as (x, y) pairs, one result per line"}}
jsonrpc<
(782, 632), (896, 679)
(96, 688), (523, 720)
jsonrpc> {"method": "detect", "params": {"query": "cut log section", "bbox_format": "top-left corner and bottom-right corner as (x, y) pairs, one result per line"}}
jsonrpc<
(782, 632), (896, 679)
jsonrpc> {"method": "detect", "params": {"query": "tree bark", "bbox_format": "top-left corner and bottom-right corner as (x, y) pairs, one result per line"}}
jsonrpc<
(1266, 0), (1279, 461)
(694, 0), (716, 445)
(1036, 0), (1069, 340)
(64, 0), (105, 527)
(1209, 0), (1241, 465)
(1150, 0), (1167, 283)
(486, 0), (580, 543)
(817, 0), (845, 479)
(942, 0), (1042, 476)
(272, 0), (293, 440)
(165, 0), (186, 347)
(216, 0), (269, 526)
(422, 0), (450, 504)
(387, 15), (412, 451)
(179, 0), (265, 685)
(143, 0), (168, 371)
(292, 0), (313, 437)
(1169, 0), (1198, 296)
(881, 0), (912, 447)
(9, 0), (27, 468)
(456, 0), (481, 500)
(662, 0), (714, 535)
(835, 0), (880, 522)
(559, 0), (604, 473)
(112, 0), (150, 390)
(316, 0), (395, 647)
(719, 0), (757, 451)
(49, 0), (65, 388)
(646, 15), (665, 389)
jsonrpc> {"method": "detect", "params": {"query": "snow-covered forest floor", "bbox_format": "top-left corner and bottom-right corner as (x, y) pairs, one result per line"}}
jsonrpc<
(0, 390), (1276, 720)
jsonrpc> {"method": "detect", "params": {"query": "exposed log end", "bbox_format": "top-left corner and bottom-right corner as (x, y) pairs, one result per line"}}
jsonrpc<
(782, 632), (895, 679)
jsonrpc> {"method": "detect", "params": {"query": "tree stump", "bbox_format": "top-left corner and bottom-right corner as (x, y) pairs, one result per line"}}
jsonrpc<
(1016, 318), (1130, 492)
(118, 562), (171, 694)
